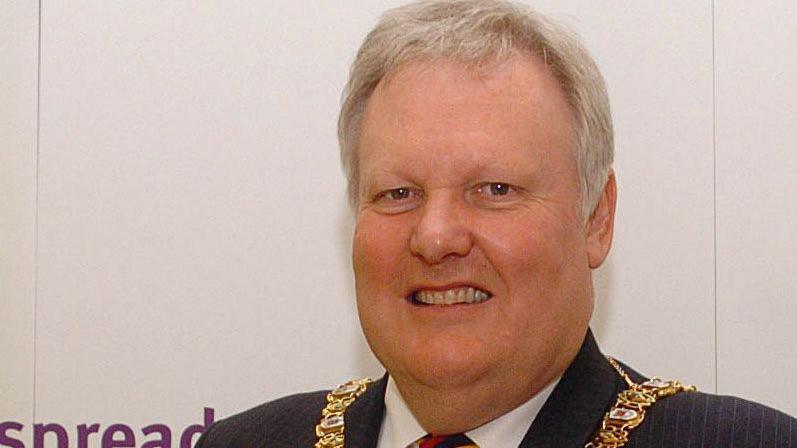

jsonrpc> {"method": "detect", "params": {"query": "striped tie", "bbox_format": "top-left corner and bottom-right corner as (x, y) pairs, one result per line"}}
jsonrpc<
(411, 433), (479, 448)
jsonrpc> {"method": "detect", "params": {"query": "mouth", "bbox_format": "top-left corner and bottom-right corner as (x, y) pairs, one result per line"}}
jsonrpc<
(410, 286), (492, 306)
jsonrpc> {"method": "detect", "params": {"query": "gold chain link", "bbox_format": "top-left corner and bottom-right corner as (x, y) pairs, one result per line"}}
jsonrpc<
(584, 357), (697, 448)
(314, 377), (373, 448)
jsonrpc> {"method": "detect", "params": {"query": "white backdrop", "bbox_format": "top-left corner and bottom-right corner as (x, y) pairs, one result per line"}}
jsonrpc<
(2, 0), (795, 446)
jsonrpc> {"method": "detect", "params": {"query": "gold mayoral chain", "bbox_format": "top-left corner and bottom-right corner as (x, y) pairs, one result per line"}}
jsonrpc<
(585, 356), (697, 448)
(315, 358), (696, 448)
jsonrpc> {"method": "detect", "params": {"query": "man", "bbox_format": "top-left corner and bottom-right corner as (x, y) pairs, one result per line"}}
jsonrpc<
(197, 1), (796, 447)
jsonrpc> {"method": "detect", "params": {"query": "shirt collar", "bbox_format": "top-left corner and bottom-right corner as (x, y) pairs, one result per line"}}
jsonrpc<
(378, 376), (559, 448)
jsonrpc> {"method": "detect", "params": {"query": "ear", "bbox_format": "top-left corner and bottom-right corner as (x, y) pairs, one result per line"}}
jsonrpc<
(586, 171), (617, 269)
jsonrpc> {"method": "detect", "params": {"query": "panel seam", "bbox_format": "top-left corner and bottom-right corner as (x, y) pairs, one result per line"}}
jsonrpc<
(711, 0), (719, 395)
(33, 0), (42, 426)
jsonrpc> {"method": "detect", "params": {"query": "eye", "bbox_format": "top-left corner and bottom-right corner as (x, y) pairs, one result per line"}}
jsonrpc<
(386, 187), (411, 200)
(471, 182), (523, 207)
(476, 182), (516, 197)
(371, 186), (423, 214)
(484, 183), (511, 196)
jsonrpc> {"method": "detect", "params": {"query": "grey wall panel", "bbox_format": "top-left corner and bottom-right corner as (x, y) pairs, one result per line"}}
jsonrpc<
(715, 0), (797, 416)
(0, 0), (38, 431)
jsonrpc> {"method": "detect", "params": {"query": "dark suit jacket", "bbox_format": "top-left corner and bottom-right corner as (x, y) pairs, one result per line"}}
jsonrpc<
(196, 331), (796, 447)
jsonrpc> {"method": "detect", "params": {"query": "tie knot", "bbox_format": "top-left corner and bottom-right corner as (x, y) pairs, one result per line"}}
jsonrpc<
(412, 433), (479, 448)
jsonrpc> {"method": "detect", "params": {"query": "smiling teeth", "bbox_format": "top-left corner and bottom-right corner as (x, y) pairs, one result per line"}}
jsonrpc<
(413, 287), (491, 305)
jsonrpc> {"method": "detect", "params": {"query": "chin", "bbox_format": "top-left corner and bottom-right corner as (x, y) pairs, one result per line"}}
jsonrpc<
(382, 341), (496, 390)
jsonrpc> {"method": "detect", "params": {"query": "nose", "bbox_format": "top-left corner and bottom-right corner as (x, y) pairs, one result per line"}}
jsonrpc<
(409, 192), (473, 264)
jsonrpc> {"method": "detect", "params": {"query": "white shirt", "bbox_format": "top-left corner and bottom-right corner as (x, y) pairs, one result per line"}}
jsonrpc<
(376, 376), (559, 448)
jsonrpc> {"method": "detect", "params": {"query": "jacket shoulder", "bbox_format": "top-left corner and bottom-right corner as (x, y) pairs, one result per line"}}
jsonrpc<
(196, 389), (329, 448)
(628, 390), (796, 447)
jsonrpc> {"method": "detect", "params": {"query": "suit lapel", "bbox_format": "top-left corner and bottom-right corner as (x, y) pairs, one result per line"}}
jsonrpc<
(344, 375), (389, 448)
(518, 330), (623, 448)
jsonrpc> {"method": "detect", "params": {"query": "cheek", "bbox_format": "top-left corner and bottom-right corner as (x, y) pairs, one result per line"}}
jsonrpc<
(474, 213), (586, 319)
(352, 213), (409, 291)
(475, 215), (571, 281)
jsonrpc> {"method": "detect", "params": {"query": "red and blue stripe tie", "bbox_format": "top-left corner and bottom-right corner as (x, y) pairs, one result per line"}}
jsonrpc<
(412, 433), (479, 448)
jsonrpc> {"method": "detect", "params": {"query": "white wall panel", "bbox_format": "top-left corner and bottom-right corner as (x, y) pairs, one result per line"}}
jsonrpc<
(0, 0), (38, 435)
(33, 0), (720, 428)
(532, 1), (717, 392)
(34, 0), (400, 428)
(715, 0), (797, 416)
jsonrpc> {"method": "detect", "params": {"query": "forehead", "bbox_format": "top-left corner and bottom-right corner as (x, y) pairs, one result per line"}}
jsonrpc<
(358, 55), (575, 176)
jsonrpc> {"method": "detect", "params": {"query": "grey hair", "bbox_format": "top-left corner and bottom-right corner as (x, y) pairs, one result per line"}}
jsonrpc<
(338, 0), (614, 219)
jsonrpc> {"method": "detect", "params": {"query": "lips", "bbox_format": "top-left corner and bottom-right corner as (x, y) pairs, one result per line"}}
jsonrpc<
(411, 286), (492, 305)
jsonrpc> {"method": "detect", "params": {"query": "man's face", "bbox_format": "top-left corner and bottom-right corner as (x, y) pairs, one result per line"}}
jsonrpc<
(353, 55), (612, 397)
